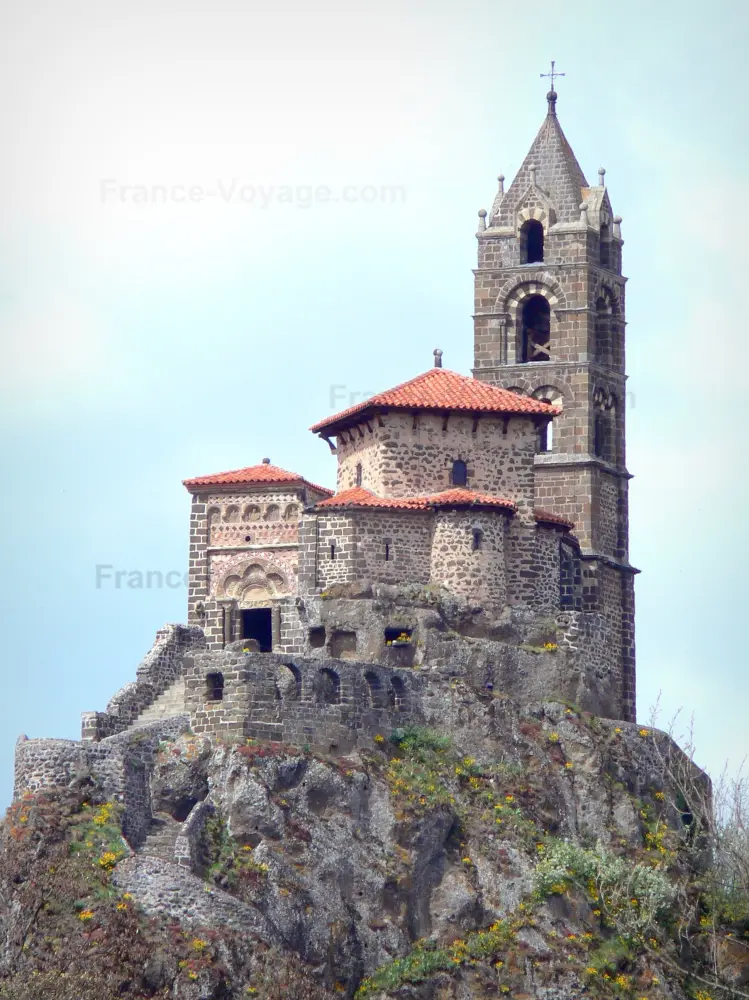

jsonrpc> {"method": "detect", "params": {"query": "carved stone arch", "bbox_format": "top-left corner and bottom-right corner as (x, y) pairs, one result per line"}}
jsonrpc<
(593, 385), (615, 411)
(502, 281), (565, 365)
(275, 662), (301, 702)
(364, 670), (388, 708)
(503, 280), (565, 317)
(314, 668), (341, 705)
(516, 205), (550, 230)
(388, 675), (409, 712)
(593, 385), (618, 463)
(530, 382), (569, 408)
(217, 558), (290, 603)
(530, 385), (565, 453)
(594, 280), (621, 315)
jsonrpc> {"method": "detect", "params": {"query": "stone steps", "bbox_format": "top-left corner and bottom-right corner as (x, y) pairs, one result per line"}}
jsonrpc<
(133, 677), (186, 726)
(139, 812), (183, 863)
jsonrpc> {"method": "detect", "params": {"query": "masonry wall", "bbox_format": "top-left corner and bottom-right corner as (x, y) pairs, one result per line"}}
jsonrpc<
(15, 717), (189, 848)
(82, 624), (204, 740)
(430, 510), (509, 608)
(316, 514), (358, 587)
(183, 651), (424, 754)
(534, 526), (565, 613)
(187, 484), (329, 650)
(334, 411), (539, 507)
(354, 510), (433, 586)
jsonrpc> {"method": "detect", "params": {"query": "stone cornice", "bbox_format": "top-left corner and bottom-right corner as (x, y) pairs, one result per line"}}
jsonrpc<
(473, 361), (628, 381)
(472, 263), (627, 285)
(579, 550), (640, 574)
(533, 453), (633, 479)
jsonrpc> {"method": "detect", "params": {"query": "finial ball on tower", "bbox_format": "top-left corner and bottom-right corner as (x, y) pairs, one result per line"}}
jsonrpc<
(433, 348), (443, 369)
(262, 457), (271, 464)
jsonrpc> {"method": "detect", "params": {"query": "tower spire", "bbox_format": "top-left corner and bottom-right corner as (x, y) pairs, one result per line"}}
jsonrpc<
(540, 60), (565, 115)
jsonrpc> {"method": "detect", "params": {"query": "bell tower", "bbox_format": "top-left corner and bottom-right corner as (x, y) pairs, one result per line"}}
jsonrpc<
(472, 80), (637, 721)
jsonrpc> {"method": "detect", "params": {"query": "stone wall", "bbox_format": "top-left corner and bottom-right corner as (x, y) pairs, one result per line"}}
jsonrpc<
(335, 411), (538, 504)
(82, 624), (204, 741)
(183, 651), (424, 753)
(15, 717), (190, 848)
(315, 513), (358, 586)
(186, 483), (330, 651)
(431, 509), (509, 607)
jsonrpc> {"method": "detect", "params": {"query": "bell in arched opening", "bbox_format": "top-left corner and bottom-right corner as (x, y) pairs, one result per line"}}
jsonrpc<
(521, 295), (551, 362)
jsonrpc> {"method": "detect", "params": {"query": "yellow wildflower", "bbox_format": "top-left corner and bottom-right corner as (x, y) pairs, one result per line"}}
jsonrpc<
(374, 734), (385, 743)
(639, 728), (649, 737)
(78, 910), (94, 921)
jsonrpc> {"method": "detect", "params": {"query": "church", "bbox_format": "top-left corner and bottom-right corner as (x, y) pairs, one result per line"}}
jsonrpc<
(182, 83), (637, 723)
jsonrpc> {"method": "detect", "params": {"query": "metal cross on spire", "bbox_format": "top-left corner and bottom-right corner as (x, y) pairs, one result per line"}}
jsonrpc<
(540, 60), (565, 92)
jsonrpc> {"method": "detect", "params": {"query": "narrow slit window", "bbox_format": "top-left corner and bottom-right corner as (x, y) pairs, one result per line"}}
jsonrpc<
(452, 459), (468, 487)
(330, 542), (336, 560)
(472, 528), (483, 551)
(355, 462), (363, 487)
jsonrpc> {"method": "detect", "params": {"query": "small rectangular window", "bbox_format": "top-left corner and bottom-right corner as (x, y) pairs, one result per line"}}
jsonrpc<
(330, 543), (336, 560)
(384, 542), (391, 561)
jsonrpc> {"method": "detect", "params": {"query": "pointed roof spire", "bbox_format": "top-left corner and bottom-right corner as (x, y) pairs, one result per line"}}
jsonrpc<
(492, 67), (589, 227)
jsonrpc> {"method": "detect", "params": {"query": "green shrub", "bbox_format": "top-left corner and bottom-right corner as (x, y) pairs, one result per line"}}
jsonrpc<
(533, 839), (675, 934)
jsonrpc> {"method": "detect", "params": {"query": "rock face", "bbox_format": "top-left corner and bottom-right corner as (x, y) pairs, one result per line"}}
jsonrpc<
(4, 677), (738, 1000)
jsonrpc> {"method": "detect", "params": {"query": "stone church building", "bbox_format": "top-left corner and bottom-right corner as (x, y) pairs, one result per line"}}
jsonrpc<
(15, 84), (642, 819)
(183, 86), (637, 721)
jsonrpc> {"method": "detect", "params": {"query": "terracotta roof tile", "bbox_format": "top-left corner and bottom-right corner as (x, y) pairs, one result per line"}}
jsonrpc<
(314, 486), (516, 513)
(534, 509), (575, 530)
(183, 462), (332, 495)
(309, 367), (559, 434)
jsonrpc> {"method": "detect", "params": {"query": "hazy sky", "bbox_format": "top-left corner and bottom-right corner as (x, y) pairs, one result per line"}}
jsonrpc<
(1, 0), (747, 807)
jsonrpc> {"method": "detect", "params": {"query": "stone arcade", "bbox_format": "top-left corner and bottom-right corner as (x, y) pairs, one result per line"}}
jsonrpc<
(15, 87), (639, 825)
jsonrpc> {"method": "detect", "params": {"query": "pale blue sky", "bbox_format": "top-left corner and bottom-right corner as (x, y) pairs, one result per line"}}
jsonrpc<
(1, 0), (747, 807)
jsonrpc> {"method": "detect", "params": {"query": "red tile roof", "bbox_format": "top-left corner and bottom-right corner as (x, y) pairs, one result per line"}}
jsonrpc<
(534, 509), (575, 530)
(183, 462), (333, 495)
(314, 486), (516, 512)
(309, 367), (560, 434)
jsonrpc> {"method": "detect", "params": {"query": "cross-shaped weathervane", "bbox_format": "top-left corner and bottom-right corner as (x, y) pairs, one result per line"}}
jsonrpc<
(540, 60), (565, 91)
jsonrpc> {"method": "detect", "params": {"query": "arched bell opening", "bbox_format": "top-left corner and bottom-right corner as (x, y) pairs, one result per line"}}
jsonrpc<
(519, 219), (544, 264)
(521, 296), (551, 362)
